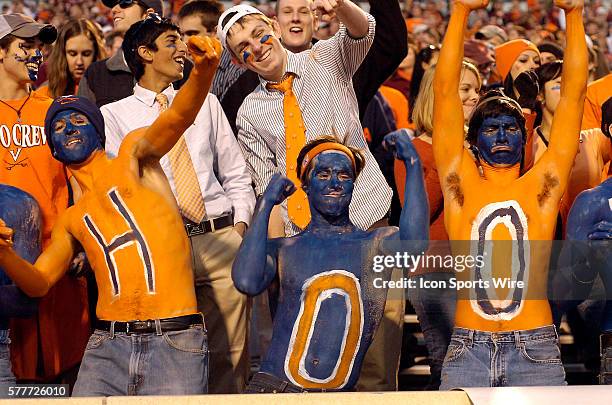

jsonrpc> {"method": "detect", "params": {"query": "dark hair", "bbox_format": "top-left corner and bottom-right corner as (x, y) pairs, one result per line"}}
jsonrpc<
(296, 135), (366, 184)
(178, 0), (223, 33)
(535, 60), (562, 93)
(408, 44), (440, 122)
(602, 96), (612, 139)
(0, 34), (17, 51)
(466, 89), (527, 147)
(122, 16), (180, 80)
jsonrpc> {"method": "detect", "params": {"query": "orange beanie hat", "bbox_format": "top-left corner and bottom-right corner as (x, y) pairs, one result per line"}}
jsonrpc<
(494, 39), (540, 80)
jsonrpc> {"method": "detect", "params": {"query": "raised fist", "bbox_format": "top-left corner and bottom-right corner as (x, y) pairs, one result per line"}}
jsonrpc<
(384, 130), (421, 167)
(312, 0), (345, 21)
(453, 0), (490, 11)
(263, 174), (297, 206)
(554, 0), (584, 12)
(0, 218), (14, 249)
(187, 36), (221, 75)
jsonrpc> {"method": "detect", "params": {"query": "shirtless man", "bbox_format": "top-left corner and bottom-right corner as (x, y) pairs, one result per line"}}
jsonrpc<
(565, 96), (612, 384)
(433, 0), (587, 388)
(232, 131), (428, 392)
(0, 35), (221, 396)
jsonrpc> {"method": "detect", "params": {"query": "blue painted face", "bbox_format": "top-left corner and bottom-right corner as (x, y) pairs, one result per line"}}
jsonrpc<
(305, 152), (355, 218)
(14, 47), (43, 81)
(50, 109), (102, 165)
(476, 115), (523, 167)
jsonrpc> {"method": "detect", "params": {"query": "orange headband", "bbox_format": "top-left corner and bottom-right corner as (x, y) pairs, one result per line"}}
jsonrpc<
(300, 143), (357, 178)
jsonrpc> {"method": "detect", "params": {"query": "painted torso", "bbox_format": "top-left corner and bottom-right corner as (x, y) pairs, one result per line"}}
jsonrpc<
(63, 149), (197, 321)
(445, 150), (563, 331)
(260, 228), (392, 390)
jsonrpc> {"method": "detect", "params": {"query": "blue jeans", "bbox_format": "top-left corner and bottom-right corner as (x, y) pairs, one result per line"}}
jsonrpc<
(73, 325), (208, 396)
(440, 325), (566, 389)
(406, 272), (456, 390)
(0, 341), (16, 398)
(601, 334), (612, 384)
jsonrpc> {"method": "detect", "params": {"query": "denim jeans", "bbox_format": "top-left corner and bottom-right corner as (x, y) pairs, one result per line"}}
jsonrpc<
(72, 324), (208, 396)
(0, 341), (16, 398)
(440, 325), (566, 389)
(406, 272), (456, 390)
(601, 335), (612, 384)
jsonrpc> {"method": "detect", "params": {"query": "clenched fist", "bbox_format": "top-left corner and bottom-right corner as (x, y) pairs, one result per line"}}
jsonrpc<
(554, 0), (584, 11)
(187, 36), (222, 76)
(453, 0), (490, 11)
(0, 218), (14, 249)
(263, 174), (297, 206)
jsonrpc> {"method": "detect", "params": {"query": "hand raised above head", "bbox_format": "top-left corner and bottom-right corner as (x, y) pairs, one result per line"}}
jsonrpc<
(554, 0), (584, 11)
(384, 130), (421, 167)
(263, 174), (297, 206)
(187, 36), (222, 75)
(0, 218), (14, 249)
(453, 0), (490, 11)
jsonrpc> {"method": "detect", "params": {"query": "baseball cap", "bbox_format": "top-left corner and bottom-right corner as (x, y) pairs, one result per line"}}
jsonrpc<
(464, 39), (494, 67)
(101, 0), (164, 16)
(217, 4), (264, 48)
(476, 25), (508, 44)
(0, 13), (57, 44)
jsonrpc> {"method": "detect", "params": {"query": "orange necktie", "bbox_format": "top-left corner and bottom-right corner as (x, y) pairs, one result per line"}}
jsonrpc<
(267, 74), (310, 229)
(155, 93), (207, 223)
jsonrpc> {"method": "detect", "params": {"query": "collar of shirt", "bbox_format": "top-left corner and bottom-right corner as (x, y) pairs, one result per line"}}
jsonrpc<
(133, 83), (176, 108)
(258, 49), (306, 92)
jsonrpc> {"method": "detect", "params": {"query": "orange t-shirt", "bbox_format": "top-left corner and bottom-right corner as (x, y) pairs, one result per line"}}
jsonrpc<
(1, 91), (89, 381)
(379, 85), (411, 130)
(582, 73), (612, 131)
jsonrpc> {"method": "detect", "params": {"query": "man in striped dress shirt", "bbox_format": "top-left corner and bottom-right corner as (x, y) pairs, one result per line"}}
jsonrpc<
(218, 1), (403, 391)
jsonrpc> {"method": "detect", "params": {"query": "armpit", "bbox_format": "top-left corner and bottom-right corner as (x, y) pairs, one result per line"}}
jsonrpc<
(537, 172), (560, 207)
(445, 172), (464, 207)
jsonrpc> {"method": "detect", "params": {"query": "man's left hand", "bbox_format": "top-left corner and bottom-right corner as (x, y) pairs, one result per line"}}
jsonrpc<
(234, 222), (247, 237)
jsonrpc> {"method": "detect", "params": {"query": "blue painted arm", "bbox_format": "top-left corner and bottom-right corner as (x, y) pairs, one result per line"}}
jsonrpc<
(384, 130), (430, 245)
(232, 174), (295, 296)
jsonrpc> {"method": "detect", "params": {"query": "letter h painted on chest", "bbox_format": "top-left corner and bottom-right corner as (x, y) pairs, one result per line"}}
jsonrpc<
(83, 187), (155, 297)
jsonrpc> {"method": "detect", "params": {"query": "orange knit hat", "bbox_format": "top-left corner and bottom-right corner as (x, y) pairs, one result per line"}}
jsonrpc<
(494, 39), (540, 80)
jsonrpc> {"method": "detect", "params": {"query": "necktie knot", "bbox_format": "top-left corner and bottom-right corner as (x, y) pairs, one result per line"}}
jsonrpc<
(155, 93), (169, 112)
(267, 73), (294, 94)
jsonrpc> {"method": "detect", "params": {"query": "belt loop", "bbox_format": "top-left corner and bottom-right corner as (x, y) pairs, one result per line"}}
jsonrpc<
(155, 319), (162, 336)
(210, 218), (216, 233)
(110, 321), (116, 339)
(514, 330), (521, 348)
(468, 329), (474, 347)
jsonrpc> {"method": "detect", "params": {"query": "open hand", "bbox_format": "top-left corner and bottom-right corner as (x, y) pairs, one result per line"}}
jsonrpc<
(0, 218), (14, 249)
(187, 36), (222, 75)
(554, 0), (584, 12)
(263, 174), (297, 206)
(384, 130), (421, 167)
(453, 0), (490, 11)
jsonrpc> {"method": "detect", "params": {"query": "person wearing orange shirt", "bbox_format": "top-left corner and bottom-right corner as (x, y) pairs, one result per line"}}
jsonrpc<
(0, 13), (90, 386)
(0, 34), (221, 396)
(433, 0), (587, 389)
(582, 73), (612, 131)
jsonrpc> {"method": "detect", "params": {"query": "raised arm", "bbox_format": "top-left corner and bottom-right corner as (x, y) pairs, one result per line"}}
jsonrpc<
(232, 174), (294, 296)
(432, 0), (487, 179)
(0, 217), (75, 297)
(129, 36), (221, 160)
(541, 0), (587, 171)
(385, 131), (429, 244)
(314, 0), (369, 39)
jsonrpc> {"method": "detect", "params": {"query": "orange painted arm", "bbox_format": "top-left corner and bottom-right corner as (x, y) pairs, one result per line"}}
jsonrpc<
(131, 36), (222, 160)
(432, 2), (471, 180)
(0, 216), (74, 297)
(542, 3), (587, 174)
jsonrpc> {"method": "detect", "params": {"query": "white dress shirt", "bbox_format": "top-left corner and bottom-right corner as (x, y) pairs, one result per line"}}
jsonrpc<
(102, 84), (255, 226)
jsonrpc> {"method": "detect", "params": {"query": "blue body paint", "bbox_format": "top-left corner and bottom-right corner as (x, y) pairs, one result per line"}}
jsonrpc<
(14, 49), (43, 82)
(564, 177), (612, 331)
(232, 130), (429, 390)
(0, 185), (41, 320)
(476, 115), (523, 166)
(50, 109), (102, 165)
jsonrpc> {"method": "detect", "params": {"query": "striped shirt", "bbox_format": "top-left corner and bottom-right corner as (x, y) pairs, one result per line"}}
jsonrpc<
(236, 14), (392, 236)
(211, 50), (247, 101)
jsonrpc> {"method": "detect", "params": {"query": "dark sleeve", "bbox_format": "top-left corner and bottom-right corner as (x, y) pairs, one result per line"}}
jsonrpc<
(353, 0), (408, 120)
(0, 283), (37, 318)
(220, 70), (260, 135)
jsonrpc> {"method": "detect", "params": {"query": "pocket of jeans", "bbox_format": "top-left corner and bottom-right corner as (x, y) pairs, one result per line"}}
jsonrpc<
(162, 325), (207, 355)
(444, 339), (467, 363)
(86, 331), (109, 350)
(519, 339), (562, 364)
